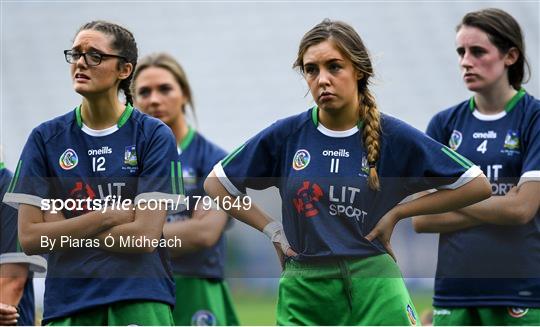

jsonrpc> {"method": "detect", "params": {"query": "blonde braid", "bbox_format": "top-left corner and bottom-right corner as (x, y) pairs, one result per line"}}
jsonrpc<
(361, 90), (381, 191)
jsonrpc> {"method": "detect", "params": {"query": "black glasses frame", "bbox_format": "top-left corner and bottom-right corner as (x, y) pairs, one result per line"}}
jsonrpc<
(64, 50), (127, 66)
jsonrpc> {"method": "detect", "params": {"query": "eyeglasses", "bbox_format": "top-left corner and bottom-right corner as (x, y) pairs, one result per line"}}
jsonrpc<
(64, 50), (127, 66)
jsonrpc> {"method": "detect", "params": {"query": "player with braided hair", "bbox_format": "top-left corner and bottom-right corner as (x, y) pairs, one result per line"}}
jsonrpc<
(205, 19), (492, 325)
(3, 20), (181, 325)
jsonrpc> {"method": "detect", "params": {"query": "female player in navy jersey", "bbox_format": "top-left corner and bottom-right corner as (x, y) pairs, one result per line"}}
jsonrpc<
(132, 52), (239, 326)
(0, 160), (47, 326)
(3, 21), (182, 325)
(204, 19), (492, 325)
(413, 8), (540, 325)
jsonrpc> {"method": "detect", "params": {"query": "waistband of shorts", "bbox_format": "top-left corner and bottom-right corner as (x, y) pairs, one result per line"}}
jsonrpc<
(282, 253), (402, 278)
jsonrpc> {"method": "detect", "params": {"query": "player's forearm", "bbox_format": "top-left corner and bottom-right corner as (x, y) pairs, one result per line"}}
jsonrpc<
(19, 205), (117, 254)
(164, 211), (227, 257)
(95, 209), (167, 253)
(412, 211), (483, 233)
(164, 220), (214, 256)
(458, 195), (528, 225)
(394, 175), (491, 221)
(204, 172), (272, 232)
(0, 277), (26, 306)
(457, 181), (540, 225)
(0, 264), (29, 306)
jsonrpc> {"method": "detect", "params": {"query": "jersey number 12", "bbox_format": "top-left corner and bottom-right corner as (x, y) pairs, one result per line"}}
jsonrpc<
(92, 156), (106, 172)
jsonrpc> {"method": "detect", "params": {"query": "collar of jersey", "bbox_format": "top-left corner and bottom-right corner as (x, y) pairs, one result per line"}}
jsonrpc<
(0, 162), (4, 170)
(177, 125), (196, 155)
(75, 103), (134, 135)
(469, 88), (526, 121)
(311, 106), (363, 137)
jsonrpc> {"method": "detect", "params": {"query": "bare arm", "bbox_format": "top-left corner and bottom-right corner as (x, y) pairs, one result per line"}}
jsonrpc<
(411, 191), (484, 233)
(412, 211), (483, 233)
(204, 171), (273, 232)
(0, 264), (28, 306)
(204, 171), (296, 265)
(457, 182), (540, 225)
(0, 263), (28, 325)
(18, 204), (133, 255)
(366, 175), (491, 259)
(94, 207), (167, 253)
(163, 206), (228, 257)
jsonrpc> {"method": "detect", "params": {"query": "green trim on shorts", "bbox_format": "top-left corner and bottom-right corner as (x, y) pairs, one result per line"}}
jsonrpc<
(46, 301), (174, 326)
(277, 254), (420, 326)
(172, 275), (239, 326)
(433, 306), (540, 326)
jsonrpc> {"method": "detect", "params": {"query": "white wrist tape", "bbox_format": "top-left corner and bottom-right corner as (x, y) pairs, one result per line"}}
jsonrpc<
(262, 221), (291, 254)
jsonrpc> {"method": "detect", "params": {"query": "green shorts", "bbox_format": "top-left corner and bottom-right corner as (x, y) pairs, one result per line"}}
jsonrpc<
(433, 306), (540, 326)
(172, 275), (239, 326)
(277, 254), (420, 326)
(47, 300), (174, 326)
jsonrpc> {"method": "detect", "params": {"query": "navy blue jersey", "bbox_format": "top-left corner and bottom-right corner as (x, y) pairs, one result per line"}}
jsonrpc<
(215, 107), (481, 262)
(427, 90), (540, 307)
(3, 105), (183, 322)
(0, 165), (46, 326)
(168, 128), (228, 279)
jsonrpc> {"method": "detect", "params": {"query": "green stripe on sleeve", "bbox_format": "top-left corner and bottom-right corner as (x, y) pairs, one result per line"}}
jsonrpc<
(177, 161), (184, 195)
(222, 144), (246, 168)
(7, 160), (22, 193)
(441, 147), (472, 169)
(170, 161), (177, 195)
(451, 149), (475, 167)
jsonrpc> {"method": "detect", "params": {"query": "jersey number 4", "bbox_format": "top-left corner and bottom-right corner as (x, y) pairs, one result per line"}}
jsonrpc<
(477, 140), (488, 154)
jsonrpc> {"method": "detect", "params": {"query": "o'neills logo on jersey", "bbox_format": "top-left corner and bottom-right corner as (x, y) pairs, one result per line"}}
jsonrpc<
(293, 181), (323, 218)
(88, 146), (112, 156)
(507, 307), (528, 318)
(473, 131), (497, 139)
(59, 148), (78, 170)
(292, 149), (310, 170)
(322, 149), (350, 157)
(448, 130), (462, 150)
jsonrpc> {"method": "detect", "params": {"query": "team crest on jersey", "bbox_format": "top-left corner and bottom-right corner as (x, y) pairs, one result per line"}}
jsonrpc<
(507, 307), (528, 318)
(406, 304), (417, 325)
(191, 310), (217, 326)
(501, 130), (520, 156)
(292, 149), (310, 170)
(448, 130), (463, 150)
(293, 180), (323, 218)
(59, 148), (78, 170)
(124, 145), (138, 166)
(360, 155), (369, 176)
(183, 167), (197, 189)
